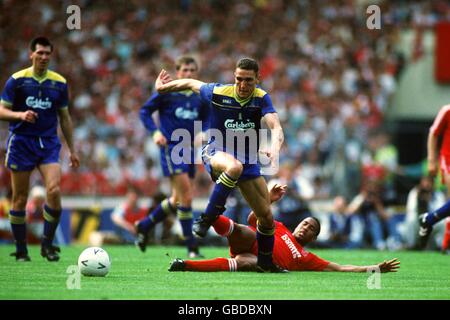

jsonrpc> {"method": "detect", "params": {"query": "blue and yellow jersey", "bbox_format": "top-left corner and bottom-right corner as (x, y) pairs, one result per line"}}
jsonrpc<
(199, 83), (276, 164)
(0, 67), (69, 137)
(140, 90), (209, 144)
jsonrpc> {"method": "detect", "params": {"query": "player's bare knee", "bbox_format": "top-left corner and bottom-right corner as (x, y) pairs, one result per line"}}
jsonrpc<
(12, 194), (28, 210)
(226, 160), (243, 178)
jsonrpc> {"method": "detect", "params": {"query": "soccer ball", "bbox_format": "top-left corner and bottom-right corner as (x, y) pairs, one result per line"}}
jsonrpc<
(78, 247), (111, 277)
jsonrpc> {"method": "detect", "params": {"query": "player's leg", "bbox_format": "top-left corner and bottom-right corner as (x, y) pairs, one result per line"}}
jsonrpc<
(169, 253), (257, 272)
(212, 215), (256, 254)
(135, 146), (177, 251)
(9, 170), (32, 261)
(194, 151), (243, 237)
(419, 160), (450, 248)
(238, 177), (285, 272)
(38, 163), (63, 261)
(171, 172), (202, 257)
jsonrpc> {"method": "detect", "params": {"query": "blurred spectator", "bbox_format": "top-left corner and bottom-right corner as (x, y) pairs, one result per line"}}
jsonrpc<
(90, 186), (148, 245)
(346, 180), (388, 250)
(315, 196), (352, 248)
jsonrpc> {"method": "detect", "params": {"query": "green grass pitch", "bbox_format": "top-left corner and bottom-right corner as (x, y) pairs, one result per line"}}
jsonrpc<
(1, 245), (449, 300)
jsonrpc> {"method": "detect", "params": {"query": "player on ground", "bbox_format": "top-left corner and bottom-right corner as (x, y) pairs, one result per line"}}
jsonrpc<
(0, 37), (80, 261)
(168, 184), (400, 273)
(136, 56), (209, 258)
(420, 104), (450, 249)
(155, 58), (285, 272)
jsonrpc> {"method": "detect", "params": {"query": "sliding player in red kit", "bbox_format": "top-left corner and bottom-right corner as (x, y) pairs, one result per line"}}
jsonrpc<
(168, 185), (400, 273)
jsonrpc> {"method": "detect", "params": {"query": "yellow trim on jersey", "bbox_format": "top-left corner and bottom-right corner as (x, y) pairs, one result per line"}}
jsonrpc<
(212, 85), (267, 106)
(213, 85), (235, 98)
(178, 90), (194, 97)
(12, 67), (66, 84)
(0, 99), (12, 107)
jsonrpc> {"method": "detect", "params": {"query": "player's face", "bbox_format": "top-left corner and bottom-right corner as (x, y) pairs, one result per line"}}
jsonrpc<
(176, 63), (198, 79)
(293, 218), (319, 245)
(30, 44), (52, 71)
(234, 68), (258, 99)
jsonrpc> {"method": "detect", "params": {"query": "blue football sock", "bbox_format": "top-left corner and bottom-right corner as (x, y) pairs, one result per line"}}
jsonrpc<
(256, 223), (275, 267)
(42, 205), (62, 247)
(140, 198), (175, 232)
(177, 206), (197, 250)
(204, 172), (237, 218)
(427, 200), (450, 226)
(9, 210), (27, 254)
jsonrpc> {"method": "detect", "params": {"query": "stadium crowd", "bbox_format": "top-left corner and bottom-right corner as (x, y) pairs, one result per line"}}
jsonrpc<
(1, 0), (449, 250)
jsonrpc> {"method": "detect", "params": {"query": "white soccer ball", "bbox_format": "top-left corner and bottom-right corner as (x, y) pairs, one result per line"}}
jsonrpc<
(78, 247), (111, 277)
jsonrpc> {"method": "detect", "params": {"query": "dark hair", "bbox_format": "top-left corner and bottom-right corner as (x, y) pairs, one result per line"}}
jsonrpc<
(236, 57), (259, 74)
(175, 56), (198, 70)
(30, 36), (53, 52)
(310, 217), (321, 237)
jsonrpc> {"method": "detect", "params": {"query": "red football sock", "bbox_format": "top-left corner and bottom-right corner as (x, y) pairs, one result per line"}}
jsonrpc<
(212, 215), (234, 237)
(185, 258), (237, 272)
(442, 219), (450, 251)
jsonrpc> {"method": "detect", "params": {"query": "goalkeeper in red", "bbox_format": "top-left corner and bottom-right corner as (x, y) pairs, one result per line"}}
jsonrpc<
(168, 185), (400, 273)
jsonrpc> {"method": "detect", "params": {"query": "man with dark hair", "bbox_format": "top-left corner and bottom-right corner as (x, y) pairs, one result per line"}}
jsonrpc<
(155, 57), (285, 272)
(0, 36), (80, 261)
(168, 184), (400, 273)
(136, 56), (209, 258)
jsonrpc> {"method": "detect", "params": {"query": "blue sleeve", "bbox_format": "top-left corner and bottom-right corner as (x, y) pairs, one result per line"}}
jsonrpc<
(60, 83), (69, 108)
(0, 77), (16, 106)
(139, 92), (163, 133)
(199, 83), (215, 104)
(261, 93), (276, 115)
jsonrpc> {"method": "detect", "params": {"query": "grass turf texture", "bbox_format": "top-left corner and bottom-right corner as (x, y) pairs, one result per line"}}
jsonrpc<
(0, 245), (449, 300)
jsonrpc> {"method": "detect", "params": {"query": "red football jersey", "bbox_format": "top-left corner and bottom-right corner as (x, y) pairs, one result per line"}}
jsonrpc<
(248, 221), (330, 271)
(430, 104), (450, 156)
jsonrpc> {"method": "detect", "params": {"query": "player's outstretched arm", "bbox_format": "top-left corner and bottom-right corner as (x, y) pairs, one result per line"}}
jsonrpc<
(155, 69), (204, 94)
(323, 258), (400, 273)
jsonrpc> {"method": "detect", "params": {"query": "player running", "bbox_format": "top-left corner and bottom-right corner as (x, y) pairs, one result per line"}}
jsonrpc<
(135, 56), (209, 258)
(168, 184), (400, 273)
(155, 58), (285, 272)
(420, 104), (450, 249)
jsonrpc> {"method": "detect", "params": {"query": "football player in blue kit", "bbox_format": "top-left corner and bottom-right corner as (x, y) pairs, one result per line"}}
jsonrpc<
(154, 58), (285, 272)
(0, 37), (80, 261)
(136, 56), (209, 258)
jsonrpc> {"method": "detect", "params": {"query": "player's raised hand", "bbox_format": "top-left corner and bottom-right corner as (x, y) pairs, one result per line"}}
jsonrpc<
(69, 152), (80, 169)
(378, 258), (400, 273)
(269, 184), (287, 203)
(20, 110), (38, 123)
(155, 69), (173, 93)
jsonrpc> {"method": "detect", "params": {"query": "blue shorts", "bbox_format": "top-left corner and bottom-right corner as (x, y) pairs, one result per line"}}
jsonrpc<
(160, 144), (196, 178)
(5, 133), (61, 171)
(201, 144), (261, 182)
